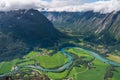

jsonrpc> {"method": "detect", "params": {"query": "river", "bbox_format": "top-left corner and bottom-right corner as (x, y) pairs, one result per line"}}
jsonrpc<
(0, 47), (120, 77)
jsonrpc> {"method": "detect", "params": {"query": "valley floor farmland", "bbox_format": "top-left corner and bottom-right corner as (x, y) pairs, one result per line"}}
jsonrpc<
(0, 47), (120, 80)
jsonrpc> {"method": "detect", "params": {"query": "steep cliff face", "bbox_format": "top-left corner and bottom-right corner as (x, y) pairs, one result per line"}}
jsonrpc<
(42, 11), (120, 44)
(0, 9), (63, 61)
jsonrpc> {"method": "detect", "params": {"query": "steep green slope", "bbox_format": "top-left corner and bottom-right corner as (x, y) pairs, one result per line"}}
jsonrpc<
(0, 9), (63, 61)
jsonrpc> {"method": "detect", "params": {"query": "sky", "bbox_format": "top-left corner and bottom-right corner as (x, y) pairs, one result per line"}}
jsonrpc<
(0, 0), (120, 13)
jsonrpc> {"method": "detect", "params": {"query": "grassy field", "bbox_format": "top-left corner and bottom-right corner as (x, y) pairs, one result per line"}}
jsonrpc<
(0, 62), (13, 74)
(0, 47), (120, 80)
(44, 48), (120, 80)
(34, 52), (68, 69)
(22, 48), (111, 80)
(69, 65), (87, 77)
(24, 51), (39, 59)
(68, 59), (109, 80)
(46, 70), (69, 79)
(24, 51), (69, 69)
(0, 59), (19, 74)
(112, 67), (120, 80)
(66, 48), (109, 80)
(18, 60), (35, 66)
(0, 50), (69, 75)
(0, 59), (20, 74)
(67, 48), (94, 61)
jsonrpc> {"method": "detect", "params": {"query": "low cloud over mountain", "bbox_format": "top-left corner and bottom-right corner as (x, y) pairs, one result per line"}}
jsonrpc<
(0, 0), (120, 13)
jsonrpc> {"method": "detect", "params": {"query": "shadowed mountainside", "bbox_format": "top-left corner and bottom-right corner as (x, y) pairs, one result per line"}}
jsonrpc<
(0, 9), (64, 61)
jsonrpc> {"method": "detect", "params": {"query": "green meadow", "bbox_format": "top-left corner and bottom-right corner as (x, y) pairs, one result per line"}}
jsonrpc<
(0, 47), (120, 80)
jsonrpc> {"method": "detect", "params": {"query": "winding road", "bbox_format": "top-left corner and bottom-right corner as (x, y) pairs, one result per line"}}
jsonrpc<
(0, 47), (120, 77)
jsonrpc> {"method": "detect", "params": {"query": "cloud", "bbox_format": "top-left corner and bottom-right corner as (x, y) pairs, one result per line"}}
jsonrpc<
(0, 0), (120, 13)
(80, 0), (120, 13)
(0, 0), (42, 11)
(46, 0), (120, 13)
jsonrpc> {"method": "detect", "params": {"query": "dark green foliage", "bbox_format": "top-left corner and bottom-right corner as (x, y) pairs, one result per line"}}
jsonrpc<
(0, 33), (29, 61)
(0, 9), (63, 61)
(104, 66), (115, 80)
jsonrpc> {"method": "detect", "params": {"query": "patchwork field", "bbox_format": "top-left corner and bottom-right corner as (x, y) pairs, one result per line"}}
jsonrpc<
(0, 47), (120, 80)
(66, 48), (109, 80)
(0, 50), (69, 75)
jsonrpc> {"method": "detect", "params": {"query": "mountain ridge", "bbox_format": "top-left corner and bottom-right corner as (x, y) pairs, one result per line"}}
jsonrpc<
(0, 9), (63, 61)
(42, 11), (120, 45)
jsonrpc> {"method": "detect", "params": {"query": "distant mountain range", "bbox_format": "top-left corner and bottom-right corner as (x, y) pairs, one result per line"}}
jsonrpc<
(0, 9), (63, 61)
(42, 11), (120, 45)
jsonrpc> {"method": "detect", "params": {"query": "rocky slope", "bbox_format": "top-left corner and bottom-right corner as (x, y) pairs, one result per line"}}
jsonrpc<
(42, 11), (120, 45)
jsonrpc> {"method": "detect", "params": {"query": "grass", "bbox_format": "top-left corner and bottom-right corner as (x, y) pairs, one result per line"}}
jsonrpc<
(67, 48), (94, 61)
(69, 65), (87, 77)
(0, 59), (24, 74)
(34, 52), (68, 69)
(0, 47), (120, 80)
(69, 59), (109, 80)
(107, 54), (120, 63)
(0, 50), (69, 75)
(0, 61), (15, 74)
(46, 70), (68, 79)
(67, 48), (89, 57)
(23, 50), (69, 69)
(0, 59), (22, 74)
(66, 48), (110, 80)
(24, 51), (39, 59)
(111, 67), (120, 80)
(18, 60), (35, 66)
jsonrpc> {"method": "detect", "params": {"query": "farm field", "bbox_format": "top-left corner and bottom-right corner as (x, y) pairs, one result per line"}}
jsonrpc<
(0, 50), (69, 75)
(33, 52), (68, 68)
(112, 67), (120, 80)
(107, 54), (120, 63)
(0, 47), (120, 80)
(66, 48), (109, 80)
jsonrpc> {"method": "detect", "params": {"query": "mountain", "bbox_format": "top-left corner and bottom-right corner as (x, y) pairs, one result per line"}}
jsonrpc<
(42, 11), (120, 45)
(0, 9), (63, 61)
